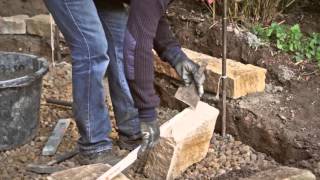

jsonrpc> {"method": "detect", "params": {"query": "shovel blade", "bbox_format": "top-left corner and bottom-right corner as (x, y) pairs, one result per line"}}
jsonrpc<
(174, 83), (200, 109)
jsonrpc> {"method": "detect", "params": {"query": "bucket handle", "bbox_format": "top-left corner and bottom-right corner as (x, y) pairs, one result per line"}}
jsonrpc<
(0, 57), (49, 88)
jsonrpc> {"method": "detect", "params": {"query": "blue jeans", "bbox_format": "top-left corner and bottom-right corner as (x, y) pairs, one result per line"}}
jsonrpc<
(44, 0), (139, 154)
(96, 2), (140, 137)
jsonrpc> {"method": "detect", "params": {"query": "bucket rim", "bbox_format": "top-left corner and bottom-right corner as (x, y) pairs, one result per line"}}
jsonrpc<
(0, 52), (49, 88)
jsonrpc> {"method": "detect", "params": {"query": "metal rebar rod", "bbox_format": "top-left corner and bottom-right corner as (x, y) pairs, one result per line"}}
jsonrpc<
(222, 0), (228, 137)
(54, 26), (62, 62)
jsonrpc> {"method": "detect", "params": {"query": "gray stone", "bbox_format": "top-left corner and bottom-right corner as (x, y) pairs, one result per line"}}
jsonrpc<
(241, 166), (316, 180)
(278, 65), (296, 83)
(250, 153), (258, 161)
(26, 14), (54, 38)
(0, 15), (28, 34)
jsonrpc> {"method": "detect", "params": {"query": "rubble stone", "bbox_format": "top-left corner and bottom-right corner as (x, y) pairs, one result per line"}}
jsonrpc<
(26, 14), (54, 38)
(144, 101), (219, 180)
(0, 15), (28, 34)
(154, 48), (267, 99)
(241, 166), (316, 180)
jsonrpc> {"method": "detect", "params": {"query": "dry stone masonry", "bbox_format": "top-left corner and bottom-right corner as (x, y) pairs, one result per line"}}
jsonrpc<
(25, 14), (54, 38)
(0, 15), (29, 34)
(0, 14), (54, 38)
(0, 14), (55, 59)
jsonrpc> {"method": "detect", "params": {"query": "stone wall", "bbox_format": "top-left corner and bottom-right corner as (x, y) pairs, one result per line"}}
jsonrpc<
(0, 14), (53, 59)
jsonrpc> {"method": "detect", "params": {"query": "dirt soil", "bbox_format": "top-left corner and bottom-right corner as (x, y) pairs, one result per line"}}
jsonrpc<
(0, 0), (319, 179)
(0, 0), (47, 17)
(0, 62), (279, 180)
(166, 0), (320, 178)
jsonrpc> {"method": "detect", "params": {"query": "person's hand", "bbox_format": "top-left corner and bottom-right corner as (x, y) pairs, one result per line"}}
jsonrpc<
(174, 58), (206, 97)
(135, 121), (160, 173)
(138, 121), (160, 156)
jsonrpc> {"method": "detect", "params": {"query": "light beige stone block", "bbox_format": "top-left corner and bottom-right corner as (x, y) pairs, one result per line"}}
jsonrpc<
(154, 48), (267, 99)
(144, 101), (219, 179)
(26, 14), (54, 38)
(0, 15), (29, 34)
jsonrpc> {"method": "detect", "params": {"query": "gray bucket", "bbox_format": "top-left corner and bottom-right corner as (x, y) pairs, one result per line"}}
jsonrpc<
(0, 52), (49, 151)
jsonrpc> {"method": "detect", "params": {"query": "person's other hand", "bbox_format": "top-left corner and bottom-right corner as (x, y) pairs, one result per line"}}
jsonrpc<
(135, 121), (160, 173)
(138, 121), (160, 157)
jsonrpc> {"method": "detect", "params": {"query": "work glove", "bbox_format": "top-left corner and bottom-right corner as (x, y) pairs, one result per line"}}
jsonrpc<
(135, 121), (160, 173)
(174, 58), (206, 97)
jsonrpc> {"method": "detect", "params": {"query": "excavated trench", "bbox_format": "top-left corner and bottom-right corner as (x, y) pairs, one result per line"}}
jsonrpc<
(164, 3), (320, 176)
(0, 31), (318, 179)
(0, 0), (319, 177)
(154, 24), (320, 177)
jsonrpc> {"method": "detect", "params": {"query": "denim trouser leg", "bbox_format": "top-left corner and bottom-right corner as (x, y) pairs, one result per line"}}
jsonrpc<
(96, 2), (140, 137)
(44, 0), (112, 154)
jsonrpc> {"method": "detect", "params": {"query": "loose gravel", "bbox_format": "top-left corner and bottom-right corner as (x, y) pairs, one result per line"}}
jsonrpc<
(0, 62), (280, 180)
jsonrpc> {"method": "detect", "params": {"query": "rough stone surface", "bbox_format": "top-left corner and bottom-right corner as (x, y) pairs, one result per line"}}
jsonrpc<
(241, 166), (316, 180)
(144, 101), (219, 180)
(0, 0), (47, 17)
(0, 35), (51, 59)
(154, 48), (267, 99)
(48, 163), (129, 180)
(0, 15), (29, 34)
(26, 14), (54, 38)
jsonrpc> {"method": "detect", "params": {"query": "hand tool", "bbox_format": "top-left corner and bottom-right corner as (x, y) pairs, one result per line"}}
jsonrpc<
(42, 119), (71, 156)
(26, 149), (79, 174)
(174, 62), (207, 109)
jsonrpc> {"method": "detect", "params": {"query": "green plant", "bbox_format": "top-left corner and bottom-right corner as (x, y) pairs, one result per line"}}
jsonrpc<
(252, 23), (320, 65)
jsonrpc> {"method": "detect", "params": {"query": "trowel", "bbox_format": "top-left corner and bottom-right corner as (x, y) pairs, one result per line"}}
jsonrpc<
(174, 62), (207, 109)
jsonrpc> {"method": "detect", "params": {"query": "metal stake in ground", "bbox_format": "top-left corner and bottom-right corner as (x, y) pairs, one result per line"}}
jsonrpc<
(222, 0), (228, 137)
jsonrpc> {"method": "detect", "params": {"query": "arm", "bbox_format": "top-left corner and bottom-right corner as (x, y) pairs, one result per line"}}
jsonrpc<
(153, 16), (206, 97)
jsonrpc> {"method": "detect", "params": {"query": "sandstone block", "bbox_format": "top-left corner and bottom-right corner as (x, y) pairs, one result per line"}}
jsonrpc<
(241, 166), (316, 180)
(144, 101), (219, 179)
(48, 163), (129, 180)
(26, 14), (54, 38)
(0, 15), (28, 34)
(154, 48), (267, 99)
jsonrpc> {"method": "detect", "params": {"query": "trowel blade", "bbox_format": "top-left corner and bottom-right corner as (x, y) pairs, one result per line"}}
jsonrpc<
(174, 62), (207, 109)
(174, 83), (200, 109)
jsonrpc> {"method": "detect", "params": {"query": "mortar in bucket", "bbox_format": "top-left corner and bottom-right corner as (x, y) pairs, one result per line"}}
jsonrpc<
(0, 52), (48, 151)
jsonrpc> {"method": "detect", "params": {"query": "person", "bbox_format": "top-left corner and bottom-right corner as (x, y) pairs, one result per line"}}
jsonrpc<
(43, 0), (204, 165)
(123, 0), (205, 157)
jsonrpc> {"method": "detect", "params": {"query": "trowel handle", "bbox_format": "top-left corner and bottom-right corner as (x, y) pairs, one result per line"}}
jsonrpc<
(47, 149), (79, 166)
(194, 62), (208, 81)
(199, 62), (208, 73)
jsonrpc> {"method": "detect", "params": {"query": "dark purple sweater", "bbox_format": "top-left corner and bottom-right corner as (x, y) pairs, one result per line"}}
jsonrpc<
(124, 0), (186, 122)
